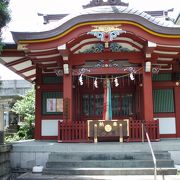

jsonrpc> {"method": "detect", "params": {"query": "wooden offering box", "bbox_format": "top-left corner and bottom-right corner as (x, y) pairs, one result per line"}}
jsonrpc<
(87, 119), (129, 143)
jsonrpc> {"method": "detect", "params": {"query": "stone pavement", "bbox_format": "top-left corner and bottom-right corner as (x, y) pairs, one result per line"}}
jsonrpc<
(17, 173), (180, 180)
(11, 138), (180, 153)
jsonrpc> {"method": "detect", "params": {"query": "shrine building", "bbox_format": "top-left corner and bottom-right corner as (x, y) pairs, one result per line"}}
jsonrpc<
(1, 0), (180, 142)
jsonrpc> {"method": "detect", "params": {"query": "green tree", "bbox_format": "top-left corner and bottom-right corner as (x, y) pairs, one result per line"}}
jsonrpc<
(0, 0), (10, 28)
(11, 89), (35, 139)
(0, 0), (11, 50)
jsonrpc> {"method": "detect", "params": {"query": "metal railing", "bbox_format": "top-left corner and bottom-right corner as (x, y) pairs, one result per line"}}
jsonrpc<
(142, 122), (157, 180)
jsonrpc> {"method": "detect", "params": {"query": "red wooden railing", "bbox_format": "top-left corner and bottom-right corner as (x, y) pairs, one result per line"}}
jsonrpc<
(128, 120), (160, 142)
(58, 119), (160, 143)
(58, 121), (88, 142)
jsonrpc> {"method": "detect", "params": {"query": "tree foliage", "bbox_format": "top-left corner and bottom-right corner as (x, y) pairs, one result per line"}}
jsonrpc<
(11, 89), (35, 139)
(12, 89), (35, 123)
(0, 0), (11, 29)
(0, 0), (11, 50)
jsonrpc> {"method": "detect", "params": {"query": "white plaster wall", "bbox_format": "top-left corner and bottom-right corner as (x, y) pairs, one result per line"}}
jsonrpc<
(156, 117), (176, 134)
(41, 120), (61, 136)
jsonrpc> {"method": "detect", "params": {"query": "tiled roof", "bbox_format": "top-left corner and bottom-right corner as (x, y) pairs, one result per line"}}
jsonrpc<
(11, 6), (180, 42)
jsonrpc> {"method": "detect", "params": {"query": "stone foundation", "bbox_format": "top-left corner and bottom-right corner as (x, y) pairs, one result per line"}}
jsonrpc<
(0, 144), (12, 180)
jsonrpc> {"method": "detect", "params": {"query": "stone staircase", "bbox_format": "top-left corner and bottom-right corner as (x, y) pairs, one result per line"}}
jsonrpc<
(43, 151), (177, 176)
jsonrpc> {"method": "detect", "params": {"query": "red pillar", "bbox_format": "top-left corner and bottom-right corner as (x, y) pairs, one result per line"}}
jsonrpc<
(63, 64), (73, 121)
(143, 70), (153, 121)
(35, 65), (42, 140)
(174, 86), (180, 137)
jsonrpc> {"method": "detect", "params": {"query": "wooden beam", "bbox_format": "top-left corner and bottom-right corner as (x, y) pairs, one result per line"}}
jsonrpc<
(152, 53), (178, 59)
(39, 63), (60, 68)
(156, 46), (180, 52)
(17, 65), (35, 74)
(27, 49), (59, 56)
(73, 67), (143, 75)
(123, 24), (180, 45)
(71, 52), (144, 65)
(1, 50), (25, 57)
(174, 87), (180, 137)
(143, 71), (153, 121)
(26, 74), (36, 80)
(153, 81), (176, 88)
(5, 57), (29, 67)
(31, 56), (61, 64)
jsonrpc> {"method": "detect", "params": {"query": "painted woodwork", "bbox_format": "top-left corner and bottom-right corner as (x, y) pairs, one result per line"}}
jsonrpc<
(143, 70), (154, 121)
(63, 70), (73, 121)
(35, 65), (42, 140)
(174, 87), (180, 137)
(5, 6), (180, 140)
(57, 120), (159, 142)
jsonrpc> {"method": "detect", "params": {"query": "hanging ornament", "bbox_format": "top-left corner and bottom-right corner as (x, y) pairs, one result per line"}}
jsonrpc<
(130, 73), (135, 81)
(94, 78), (98, 88)
(79, 74), (83, 85)
(114, 77), (119, 87)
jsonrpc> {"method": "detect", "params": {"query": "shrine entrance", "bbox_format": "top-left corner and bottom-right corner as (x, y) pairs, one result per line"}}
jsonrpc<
(77, 76), (137, 122)
(71, 60), (143, 122)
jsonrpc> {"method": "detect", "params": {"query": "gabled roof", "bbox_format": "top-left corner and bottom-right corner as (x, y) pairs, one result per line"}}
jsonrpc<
(1, 4), (180, 83)
(11, 6), (180, 43)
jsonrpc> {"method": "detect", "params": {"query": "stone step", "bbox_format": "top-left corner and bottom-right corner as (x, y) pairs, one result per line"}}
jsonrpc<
(16, 173), (180, 180)
(46, 159), (174, 168)
(43, 167), (177, 176)
(48, 151), (171, 162)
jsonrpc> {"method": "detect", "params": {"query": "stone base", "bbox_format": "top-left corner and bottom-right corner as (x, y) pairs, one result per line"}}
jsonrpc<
(0, 144), (12, 179)
(0, 131), (4, 144)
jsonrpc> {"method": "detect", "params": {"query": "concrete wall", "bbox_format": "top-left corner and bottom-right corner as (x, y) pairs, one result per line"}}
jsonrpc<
(9, 140), (180, 171)
(10, 151), (49, 169)
(0, 144), (12, 179)
(169, 151), (180, 165)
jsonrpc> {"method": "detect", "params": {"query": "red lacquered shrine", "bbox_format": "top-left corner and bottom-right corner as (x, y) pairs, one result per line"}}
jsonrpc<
(1, 0), (180, 142)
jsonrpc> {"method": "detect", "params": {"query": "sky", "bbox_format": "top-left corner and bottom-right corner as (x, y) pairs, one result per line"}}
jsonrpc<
(0, 0), (180, 80)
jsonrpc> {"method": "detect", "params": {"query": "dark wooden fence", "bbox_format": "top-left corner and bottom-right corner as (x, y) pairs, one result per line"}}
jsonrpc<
(58, 119), (160, 142)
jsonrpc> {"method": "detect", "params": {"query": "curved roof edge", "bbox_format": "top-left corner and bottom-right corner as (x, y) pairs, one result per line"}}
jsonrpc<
(12, 6), (180, 43)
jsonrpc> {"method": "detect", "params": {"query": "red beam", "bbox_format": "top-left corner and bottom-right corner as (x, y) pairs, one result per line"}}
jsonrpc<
(71, 40), (102, 53)
(26, 74), (36, 80)
(123, 24), (180, 45)
(156, 46), (180, 52)
(5, 57), (29, 67)
(71, 52), (144, 65)
(31, 56), (61, 64)
(152, 53), (178, 59)
(121, 33), (146, 45)
(1, 50), (25, 57)
(27, 49), (59, 56)
(39, 63), (60, 68)
(153, 81), (176, 88)
(174, 87), (180, 137)
(17, 65), (35, 74)
(156, 60), (175, 65)
(113, 39), (142, 50)
(73, 67), (142, 75)
(67, 34), (94, 49)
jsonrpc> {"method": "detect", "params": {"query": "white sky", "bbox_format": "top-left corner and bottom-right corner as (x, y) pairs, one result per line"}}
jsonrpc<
(0, 0), (180, 80)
